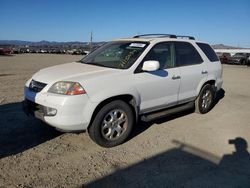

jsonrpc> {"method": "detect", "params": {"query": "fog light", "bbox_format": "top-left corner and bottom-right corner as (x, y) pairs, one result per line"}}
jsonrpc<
(44, 107), (57, 116)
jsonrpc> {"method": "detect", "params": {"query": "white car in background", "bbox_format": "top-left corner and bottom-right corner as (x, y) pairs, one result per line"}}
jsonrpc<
(23, 34), (223, 147)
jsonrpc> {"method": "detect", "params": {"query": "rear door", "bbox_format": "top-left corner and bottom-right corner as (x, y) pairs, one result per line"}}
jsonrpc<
(174, 41), (208, 104)
(196, 42), (222, 90)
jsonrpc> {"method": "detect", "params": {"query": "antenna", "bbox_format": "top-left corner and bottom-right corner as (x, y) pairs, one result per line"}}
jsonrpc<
(89, 31), (93, 52)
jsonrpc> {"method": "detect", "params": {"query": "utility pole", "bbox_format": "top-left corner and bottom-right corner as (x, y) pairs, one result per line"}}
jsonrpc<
(89, 31), (93, 52)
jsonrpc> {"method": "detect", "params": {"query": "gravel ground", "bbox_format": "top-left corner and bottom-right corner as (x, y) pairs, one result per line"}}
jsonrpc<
(0, 54), (250, 187)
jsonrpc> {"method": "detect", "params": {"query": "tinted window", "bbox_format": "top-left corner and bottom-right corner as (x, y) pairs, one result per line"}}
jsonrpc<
(143, 42), (175, 69)
(175, 42), (203, 66)
(197, 42), (219, 62)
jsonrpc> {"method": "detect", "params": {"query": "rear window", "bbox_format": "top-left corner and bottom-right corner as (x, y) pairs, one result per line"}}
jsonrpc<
(196, 43), (219, 62)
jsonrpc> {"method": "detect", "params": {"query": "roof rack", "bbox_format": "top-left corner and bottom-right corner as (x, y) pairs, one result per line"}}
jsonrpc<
(176, 35), (195, 40)
(133, 34), (177, 39)
(133, 34), (195, 40)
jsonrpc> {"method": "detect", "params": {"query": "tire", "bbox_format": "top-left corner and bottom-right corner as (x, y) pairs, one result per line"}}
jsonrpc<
(247, 60), (250, 66)
(195, 84), (215, 114)
(240, 59), (246, 65)
(88, 100), (134, 147)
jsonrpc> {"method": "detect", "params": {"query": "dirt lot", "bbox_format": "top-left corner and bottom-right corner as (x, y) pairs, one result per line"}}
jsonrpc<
(0, 54), (250, 187)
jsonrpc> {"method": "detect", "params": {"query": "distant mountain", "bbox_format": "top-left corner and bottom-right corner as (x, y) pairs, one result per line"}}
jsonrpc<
(0, 40), (246, 49)
(211, 44), (245, 49)
(0, 40), (105, 46)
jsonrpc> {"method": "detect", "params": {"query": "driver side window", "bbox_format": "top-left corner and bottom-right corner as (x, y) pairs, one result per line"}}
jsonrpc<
(143, 42), (175, 69)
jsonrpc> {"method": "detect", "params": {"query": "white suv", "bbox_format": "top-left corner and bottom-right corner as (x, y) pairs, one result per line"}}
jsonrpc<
(23, 34), (223, 147)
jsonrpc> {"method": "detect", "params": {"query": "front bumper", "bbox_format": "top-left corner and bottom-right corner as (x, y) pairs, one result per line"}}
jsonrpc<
(23, 87), (97, 131)
(23, 99), (46, 120)
(230, 59), (241, 64)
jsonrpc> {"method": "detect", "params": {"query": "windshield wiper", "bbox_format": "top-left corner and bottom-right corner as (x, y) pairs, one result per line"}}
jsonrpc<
(78, 60), (118, 69)
(85, 62), (111, 68)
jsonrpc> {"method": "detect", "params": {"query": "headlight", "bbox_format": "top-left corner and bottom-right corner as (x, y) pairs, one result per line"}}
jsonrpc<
(48, 81), (86, 95)
(25, 78), (32, 87)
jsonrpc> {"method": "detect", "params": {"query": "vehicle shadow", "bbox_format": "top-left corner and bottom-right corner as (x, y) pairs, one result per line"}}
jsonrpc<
(84, 137), (250, 187)
(130, 109), (194, 140)
(130, 88), (225, 140)
(0, 102), (62, 159)
(214, 88), (225, 106)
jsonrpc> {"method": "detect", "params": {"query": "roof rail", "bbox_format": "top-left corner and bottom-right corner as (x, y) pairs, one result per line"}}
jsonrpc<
(133, 34), (195, 40)
(176, 35), (195, 40)
(133, 34), (177, 39)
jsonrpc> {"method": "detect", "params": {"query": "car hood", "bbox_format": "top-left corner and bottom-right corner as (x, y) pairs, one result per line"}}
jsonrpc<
(32, 62), (118, 84)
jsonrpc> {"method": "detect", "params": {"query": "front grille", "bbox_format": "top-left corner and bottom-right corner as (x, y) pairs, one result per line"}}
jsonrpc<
(29, 79), (47, 93)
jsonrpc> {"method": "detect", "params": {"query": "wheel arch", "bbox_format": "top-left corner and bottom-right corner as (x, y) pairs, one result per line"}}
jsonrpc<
(87, 94), (139, 130)
(197, 79), (216, 97)
(195, 80), (216, 114)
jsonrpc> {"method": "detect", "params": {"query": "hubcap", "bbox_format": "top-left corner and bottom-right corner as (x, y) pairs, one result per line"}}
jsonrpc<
(201, 90), (212, 109)
(101, 109), (128, 140)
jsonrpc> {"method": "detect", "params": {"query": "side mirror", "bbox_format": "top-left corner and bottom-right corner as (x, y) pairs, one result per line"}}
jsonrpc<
(142, 60), (160, 72)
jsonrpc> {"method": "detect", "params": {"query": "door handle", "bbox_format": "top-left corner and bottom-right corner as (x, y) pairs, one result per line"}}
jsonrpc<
(172, 75), (181, 80)
(202, 70), (208, 74)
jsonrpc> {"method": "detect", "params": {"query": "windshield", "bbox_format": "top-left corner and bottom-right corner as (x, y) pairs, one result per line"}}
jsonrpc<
(79, 41), (148, 69)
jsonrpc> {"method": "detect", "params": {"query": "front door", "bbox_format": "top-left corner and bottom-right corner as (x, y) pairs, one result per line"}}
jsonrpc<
(133, 42), (181, 113)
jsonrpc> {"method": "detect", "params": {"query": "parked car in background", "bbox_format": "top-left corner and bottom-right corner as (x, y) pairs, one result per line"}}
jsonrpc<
(0, 48), (12, 55)
(216, 52), (232, 64)
(231, 53), (250, 65)
(247, 55), (250, 66)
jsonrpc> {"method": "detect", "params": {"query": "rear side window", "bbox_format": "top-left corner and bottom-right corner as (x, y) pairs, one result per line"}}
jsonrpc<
(175, 42), (203, 67)
(197, 42), (219, 62)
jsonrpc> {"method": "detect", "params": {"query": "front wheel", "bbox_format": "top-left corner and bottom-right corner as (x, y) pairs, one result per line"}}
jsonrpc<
(88, 100), (134, 147)
(240, 59), (246, 65)
(195, 84), (215, 114)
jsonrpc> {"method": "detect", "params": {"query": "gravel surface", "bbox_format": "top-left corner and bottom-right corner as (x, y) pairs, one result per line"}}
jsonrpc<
(0, 54), (250, 187)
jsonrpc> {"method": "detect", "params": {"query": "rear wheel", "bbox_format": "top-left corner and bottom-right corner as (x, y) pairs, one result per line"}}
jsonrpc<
(195, 84), (215, 114)
(88, 100), (134, 147)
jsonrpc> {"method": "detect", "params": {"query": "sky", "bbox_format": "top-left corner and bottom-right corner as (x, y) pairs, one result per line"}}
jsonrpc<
(0, 0), (250, 47)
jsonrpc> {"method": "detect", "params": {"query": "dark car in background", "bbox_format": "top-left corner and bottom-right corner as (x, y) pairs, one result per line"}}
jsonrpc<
(231, 53), (250, 65)
(247, 55), (250, 66)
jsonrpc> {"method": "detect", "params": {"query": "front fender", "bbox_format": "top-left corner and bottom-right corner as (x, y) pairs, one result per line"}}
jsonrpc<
(88, 87), (141, 107)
